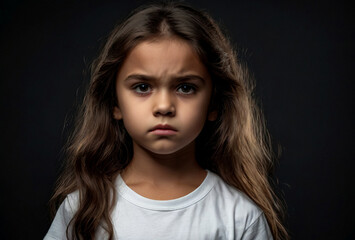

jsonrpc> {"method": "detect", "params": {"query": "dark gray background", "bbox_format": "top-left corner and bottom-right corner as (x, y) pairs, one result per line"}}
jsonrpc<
(1, 0), (353, 239)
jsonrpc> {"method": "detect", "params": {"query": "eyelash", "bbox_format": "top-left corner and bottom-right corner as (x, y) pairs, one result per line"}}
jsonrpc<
(131, 83), (197, 96)
(176, 84), (197, 95)
(132, 83), (151, 95)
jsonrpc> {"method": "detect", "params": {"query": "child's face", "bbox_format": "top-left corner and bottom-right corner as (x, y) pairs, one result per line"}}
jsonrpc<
(113, 37), (215, 155)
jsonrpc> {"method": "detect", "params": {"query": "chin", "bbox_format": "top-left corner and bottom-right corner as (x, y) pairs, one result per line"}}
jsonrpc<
(149, 146), (183, 155)
(147, 141), (194, 156)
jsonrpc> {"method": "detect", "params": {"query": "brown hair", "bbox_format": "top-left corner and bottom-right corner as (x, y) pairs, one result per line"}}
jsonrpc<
(50, 2), (288, 239)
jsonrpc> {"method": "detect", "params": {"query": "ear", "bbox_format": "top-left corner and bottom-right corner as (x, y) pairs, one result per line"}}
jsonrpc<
(207, 110), (217, 121)
(113, 106), (123, 120)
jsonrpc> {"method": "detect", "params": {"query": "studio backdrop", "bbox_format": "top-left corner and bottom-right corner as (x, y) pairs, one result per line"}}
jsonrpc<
(0, 0), (353, 239)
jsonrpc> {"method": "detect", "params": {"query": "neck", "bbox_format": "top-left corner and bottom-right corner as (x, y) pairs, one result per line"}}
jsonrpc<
(122, 141), (205, 187)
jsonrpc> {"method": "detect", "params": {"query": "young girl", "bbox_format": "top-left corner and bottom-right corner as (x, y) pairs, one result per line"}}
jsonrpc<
(45, 3), (288, 240)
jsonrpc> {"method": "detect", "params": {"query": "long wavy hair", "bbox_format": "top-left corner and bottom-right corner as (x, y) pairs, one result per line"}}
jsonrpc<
(50, 2), (288, 239)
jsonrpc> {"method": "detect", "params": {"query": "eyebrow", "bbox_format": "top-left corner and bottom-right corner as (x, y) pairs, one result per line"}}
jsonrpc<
(124, 74), (206, 83)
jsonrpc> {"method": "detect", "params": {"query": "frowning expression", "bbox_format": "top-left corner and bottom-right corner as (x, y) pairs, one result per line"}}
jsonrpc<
(113, 38), (215, 155)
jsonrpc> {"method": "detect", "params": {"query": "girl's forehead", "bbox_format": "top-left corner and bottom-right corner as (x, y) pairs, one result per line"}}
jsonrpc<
(130, 37), (196, 59)
(117, 37), (209, 81)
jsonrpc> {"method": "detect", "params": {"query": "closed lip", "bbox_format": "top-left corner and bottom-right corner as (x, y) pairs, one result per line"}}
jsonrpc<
(149, 124), (177, 132)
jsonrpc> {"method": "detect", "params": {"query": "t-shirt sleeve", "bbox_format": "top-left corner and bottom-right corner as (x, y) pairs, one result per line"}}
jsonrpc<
(240, 213), (274, 240)
(43, 197), (75, 240)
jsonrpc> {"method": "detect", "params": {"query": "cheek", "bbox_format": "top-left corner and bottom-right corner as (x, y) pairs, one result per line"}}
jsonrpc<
(180, 99), (210, 133)
(122, 106), (146, 124)
(117, 94), (147, 134)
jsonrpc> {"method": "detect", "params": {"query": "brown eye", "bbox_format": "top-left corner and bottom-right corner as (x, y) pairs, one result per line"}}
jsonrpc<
(177, 84), (196, 94)
(133, 83), (151, 94)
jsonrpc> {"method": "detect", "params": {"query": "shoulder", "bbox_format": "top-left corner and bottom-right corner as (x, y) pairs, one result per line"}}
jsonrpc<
(208, 171), (263, 228)
(44, 191), (79, 240)
(56, 190), (80, 221)
(207, 172), (273, 239)
(52, 191), (80, 221)
(65, 190), (80, 213)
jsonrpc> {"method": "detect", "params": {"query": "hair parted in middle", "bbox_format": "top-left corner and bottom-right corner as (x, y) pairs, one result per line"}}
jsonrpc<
(51, 2), (288, 240)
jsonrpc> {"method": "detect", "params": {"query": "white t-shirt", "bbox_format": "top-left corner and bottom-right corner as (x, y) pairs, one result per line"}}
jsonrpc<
(44, 170), (273, 240)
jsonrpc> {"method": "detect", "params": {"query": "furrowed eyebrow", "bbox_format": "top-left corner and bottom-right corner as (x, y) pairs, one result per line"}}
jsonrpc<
(123, 74), (206, 83)
(175, 75), (206, 83)
(124, 74), (155, 82)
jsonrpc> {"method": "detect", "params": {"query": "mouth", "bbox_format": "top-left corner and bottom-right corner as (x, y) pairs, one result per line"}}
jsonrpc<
(149, 124), (177, 136)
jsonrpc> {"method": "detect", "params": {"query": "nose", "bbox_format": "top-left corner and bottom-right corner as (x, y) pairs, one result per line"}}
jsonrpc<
(153, 90), (176, 117)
